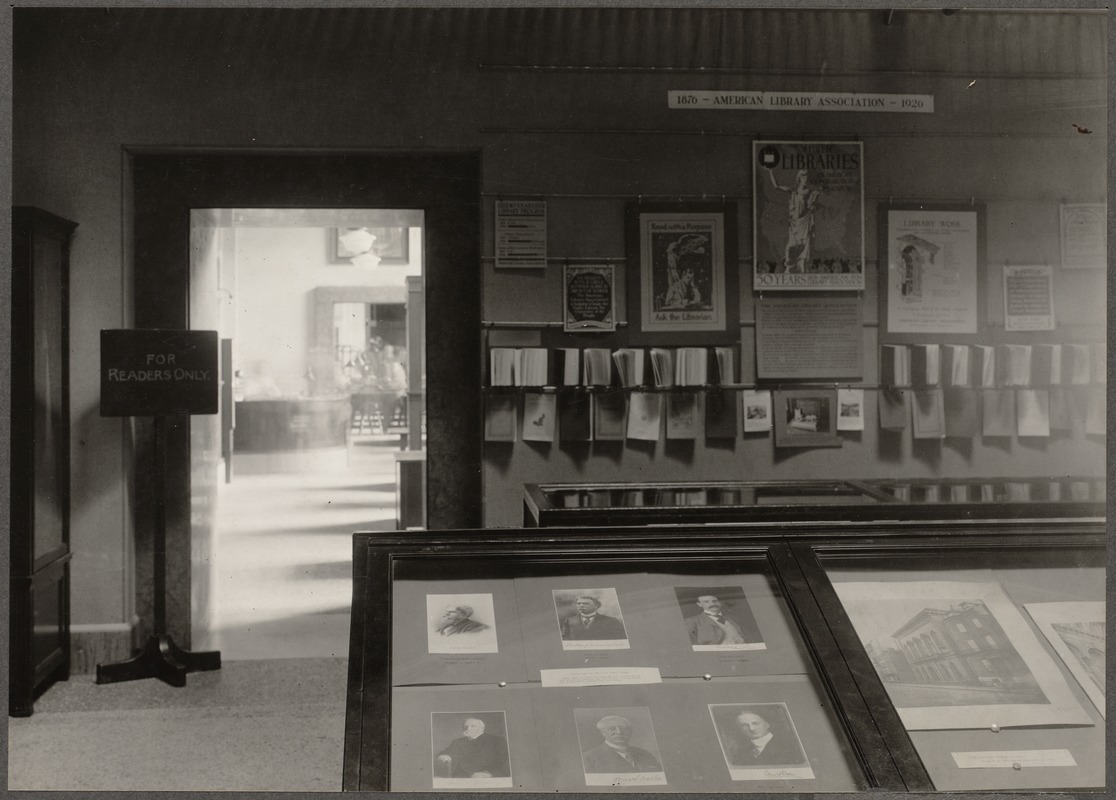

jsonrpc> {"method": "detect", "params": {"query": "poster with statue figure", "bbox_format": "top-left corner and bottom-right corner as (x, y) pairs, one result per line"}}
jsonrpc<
(753, 141), (864, 290)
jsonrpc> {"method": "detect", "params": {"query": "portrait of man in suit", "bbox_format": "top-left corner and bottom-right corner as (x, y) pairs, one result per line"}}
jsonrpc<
(580, 714), (663, 774)
(675, 586), (763, 649)
(555, 591), (628, 642)
(433, 603), (489, 636)
(710, 704), (808, 769)
(432, 714), (512, 780)
(426, 593), (499, 655)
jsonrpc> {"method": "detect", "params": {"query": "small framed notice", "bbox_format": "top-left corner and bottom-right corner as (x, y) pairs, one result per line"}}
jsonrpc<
(1003, 265), (1055, 331)
(1060, 203), (1105, 269)
(495, 199), (547, 268)
(563, 265), (616, 332)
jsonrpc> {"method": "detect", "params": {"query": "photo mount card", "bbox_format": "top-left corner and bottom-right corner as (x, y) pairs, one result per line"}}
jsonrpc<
(392, 579), (528, 687)
(832, 580), (1093, 730)
(1024, 601), (1105, 718)
(391, 686), (541, 792)
(836, 388), (865, 431)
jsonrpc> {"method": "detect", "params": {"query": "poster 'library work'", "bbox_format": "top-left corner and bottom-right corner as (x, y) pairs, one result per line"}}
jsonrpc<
(881, 204), (985, 337)
(626, 202), (738, 345)
(753, 141), (865, 290)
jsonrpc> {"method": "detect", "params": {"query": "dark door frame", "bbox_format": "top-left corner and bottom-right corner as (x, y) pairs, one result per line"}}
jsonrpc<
(129, 149), (482, 645)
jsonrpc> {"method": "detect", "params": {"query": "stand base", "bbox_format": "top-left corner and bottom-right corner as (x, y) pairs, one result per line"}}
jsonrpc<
(95, 634), (221, 687)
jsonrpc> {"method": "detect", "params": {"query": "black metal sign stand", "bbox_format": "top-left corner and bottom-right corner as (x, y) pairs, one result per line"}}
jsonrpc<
(96, 415), (221, 687)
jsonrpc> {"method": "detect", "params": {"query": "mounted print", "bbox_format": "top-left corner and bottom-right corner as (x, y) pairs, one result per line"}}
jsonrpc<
(626, 202), (738, 345)
(753, 141), (864, 290)
(880, 204), (984, 337)
(773, 389), (841, 448)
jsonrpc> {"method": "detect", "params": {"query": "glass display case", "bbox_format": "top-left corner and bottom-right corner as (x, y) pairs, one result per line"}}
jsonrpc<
(523, 478), (1105, 527)
(343, 520), (1105, 794)
(345, 529), (892, 792)
(794, 523), (1105, 792)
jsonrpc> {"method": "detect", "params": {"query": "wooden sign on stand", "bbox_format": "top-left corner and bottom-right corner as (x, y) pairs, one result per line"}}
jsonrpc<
(96, 329), (222, 687)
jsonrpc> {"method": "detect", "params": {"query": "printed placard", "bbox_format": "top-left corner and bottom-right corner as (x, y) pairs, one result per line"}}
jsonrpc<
(952, 750), (1077, 769)
(1003, 265), (1055, 331)
(1060, 203), (1105, 269)
(540, 667), (662, 688)
(564, 265), (616, 332)
(669, 90), (934, 113)
(495, 200), (547, 268)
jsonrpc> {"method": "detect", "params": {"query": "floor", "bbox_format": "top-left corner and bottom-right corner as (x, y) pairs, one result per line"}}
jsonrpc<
(8, 436), (402, 792)
(198, 435), (401, 659)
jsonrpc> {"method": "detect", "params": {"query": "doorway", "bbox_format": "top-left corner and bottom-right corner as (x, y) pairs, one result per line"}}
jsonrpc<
(188, 209), (424, 658)
(130, 151), (481, 648)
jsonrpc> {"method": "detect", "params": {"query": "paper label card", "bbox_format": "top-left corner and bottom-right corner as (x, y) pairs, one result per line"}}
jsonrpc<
(540, 667), (662, 688)
(952, 750), (1077, 769)
(837, 388), (865, 431)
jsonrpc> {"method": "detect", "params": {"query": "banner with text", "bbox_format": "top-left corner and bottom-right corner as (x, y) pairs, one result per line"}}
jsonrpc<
(670, 91), (933, 113)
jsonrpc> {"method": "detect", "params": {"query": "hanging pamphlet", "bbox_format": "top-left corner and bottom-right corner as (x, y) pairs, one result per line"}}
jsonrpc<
(1003, 265), (1055, 331)
(1059, 203), (1105, 269)
(753, 141), (864, 290)
(495, 200), (547, 268)
(563, 265), (616, 332)
(883, 205), (982, 335)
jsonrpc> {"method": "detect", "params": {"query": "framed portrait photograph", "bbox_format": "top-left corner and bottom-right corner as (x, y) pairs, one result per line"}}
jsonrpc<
(773, 389), (841, 448)
(426, 593), (499, 655)
(753, 140), (864, 290)
(332, 225), (410, 264)
(673, 586), (765, 651)
(879, 204), (986, 339)
(625, 202), (739, 345)
(574, 706), (667, 786)
(552, 588), (630, 650)
(833, 580), (1093, 730)
(708, 702), (814, 781)
(430, 710), (514, 789)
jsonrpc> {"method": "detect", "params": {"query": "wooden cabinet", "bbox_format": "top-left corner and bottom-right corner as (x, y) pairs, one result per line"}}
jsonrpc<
(10, 207), (75, 716)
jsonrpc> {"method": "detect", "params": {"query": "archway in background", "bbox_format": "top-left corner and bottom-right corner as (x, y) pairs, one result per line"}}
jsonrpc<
(129, 150), (481, 645)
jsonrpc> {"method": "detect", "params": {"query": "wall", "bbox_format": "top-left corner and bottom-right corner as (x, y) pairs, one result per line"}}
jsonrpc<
(10, 9), (1106, 651)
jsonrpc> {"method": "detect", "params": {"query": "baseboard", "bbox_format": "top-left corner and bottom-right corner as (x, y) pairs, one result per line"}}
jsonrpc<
(71, 617), (142, 674)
